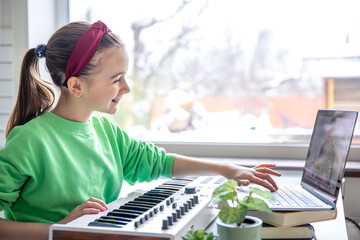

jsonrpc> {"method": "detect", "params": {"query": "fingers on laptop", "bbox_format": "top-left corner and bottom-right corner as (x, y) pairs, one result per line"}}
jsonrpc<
(253, 164), (282, 177)
(253, 171), (279, 191)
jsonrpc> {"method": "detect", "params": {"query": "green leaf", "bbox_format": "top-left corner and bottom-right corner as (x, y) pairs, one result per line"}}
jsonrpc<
(182, 229), (218, 240)
(212, 191), (236, 204)
(249, 187), (276, 202)
(241, 197), (271, 212)
(212, 179), (238, 198)
(218, 205), (247, 224)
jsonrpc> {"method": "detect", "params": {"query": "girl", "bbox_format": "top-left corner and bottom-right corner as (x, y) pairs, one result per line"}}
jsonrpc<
(0, 20), (280, 240)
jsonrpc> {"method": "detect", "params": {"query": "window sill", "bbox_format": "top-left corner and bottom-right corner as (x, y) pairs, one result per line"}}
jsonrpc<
(198, 157), (360, 178)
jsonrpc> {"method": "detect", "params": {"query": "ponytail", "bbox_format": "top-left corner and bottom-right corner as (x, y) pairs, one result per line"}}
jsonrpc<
(5, 48), (55, 138)
(5, 21), (124, 138)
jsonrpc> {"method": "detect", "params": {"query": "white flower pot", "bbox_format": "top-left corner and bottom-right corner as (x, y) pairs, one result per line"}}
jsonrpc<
(216, 215), (262, 240)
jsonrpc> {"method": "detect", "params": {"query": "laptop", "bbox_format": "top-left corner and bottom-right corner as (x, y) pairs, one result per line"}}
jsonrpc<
(246, 110), (358, 211)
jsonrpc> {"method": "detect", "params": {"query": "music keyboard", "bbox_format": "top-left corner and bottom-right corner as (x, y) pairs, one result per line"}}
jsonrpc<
(49, 176), (225, 240)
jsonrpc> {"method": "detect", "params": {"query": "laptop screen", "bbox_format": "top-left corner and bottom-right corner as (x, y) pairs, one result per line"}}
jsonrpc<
(301, 110), (358, 198)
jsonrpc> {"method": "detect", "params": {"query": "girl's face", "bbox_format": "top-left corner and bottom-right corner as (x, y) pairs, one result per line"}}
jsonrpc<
(82, 46), (130, 114)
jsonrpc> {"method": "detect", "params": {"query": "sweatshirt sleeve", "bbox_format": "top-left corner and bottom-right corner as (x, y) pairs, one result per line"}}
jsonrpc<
(0, 128), (30, 211)
(116, 128), (175, 185)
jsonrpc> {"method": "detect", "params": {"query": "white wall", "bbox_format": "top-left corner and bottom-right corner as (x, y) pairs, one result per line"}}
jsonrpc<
(0, 0), (67, 148)
(0, 0), (16, 148)
(27, 0), (58, 84)
(343, 177), (360, 218)
(28, 0), (56, 47)
(0, 0), (29, 148)
(0, 0), (13, 218)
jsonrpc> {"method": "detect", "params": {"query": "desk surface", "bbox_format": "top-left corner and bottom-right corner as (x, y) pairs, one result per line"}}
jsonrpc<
(206, 170), (348, 240)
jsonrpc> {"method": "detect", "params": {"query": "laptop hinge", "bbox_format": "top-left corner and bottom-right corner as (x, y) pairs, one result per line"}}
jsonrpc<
(301, 182), (337, 208)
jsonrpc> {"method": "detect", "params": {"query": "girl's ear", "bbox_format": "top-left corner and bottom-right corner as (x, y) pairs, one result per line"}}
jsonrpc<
(67, 77), (83, 97)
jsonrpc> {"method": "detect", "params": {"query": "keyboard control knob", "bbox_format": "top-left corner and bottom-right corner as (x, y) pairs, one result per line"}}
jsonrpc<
(172, 202), (177, 209)
(170, 196), (175, 203)
(194, 195), (199, 204)
(187, 200), (192, 209)
(167, 216), (173, 226)
(172, 212), (177, 222)
(180, 206), (185, 215)
(159, 204), (164, 211)
(176, 209), (181, 218)
(162, 219), (168, 230)
(184, 203), (189, 212)
(190, 198), (195, 206)
(185, 187), (196, 194)
(166, 199), (171, 206)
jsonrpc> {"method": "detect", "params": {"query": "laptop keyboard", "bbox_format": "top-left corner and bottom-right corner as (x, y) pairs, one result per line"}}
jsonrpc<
(268, 185), (322, 207)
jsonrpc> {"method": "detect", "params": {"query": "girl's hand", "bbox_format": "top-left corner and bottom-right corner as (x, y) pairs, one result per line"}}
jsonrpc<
(172, 155), (281, 191)
(226, 163), (281, 192)
(57, 197), (108, 224)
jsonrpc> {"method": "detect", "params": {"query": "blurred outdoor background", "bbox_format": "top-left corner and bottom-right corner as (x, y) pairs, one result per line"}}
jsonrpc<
(69, 0), (360, 144)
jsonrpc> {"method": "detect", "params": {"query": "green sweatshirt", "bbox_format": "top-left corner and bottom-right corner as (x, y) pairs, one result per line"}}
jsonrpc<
(0, 111), (174, 223)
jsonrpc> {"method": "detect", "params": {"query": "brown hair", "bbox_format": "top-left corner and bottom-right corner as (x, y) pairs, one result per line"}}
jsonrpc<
(6, 21), (124, 138)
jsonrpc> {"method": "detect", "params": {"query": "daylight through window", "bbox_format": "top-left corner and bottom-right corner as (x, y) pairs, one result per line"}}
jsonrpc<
(69, 0), (360, 145)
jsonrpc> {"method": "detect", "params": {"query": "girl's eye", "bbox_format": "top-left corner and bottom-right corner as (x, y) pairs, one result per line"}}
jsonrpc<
(113, 74), (125, 83)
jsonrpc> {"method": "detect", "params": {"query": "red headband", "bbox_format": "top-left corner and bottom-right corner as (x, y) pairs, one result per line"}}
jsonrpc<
(65, 20), (111, 82)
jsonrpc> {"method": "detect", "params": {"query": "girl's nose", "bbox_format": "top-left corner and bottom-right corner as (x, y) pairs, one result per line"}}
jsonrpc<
(120, 79), (130, 94)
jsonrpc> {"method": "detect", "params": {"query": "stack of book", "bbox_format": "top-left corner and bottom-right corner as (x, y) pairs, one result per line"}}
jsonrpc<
(248, 208), (337, 239)
(262, 223), (314, 239)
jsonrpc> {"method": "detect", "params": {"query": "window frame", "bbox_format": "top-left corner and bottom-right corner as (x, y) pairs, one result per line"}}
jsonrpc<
(154, 141), (360, 162)
(62, 2), (359, 164)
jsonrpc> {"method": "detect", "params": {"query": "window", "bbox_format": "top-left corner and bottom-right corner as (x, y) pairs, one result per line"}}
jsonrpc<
(69, 0), (360, 159)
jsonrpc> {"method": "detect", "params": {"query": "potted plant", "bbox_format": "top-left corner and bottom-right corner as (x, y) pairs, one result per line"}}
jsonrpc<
(212, 179), (275, 240)
(182, 229), (219, 240)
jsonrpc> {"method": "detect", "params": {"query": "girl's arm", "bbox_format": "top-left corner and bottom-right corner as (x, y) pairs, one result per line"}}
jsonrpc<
(172, 155), (281, 191)
(0, 218), (50, 240)
(0, 197), (108, 240)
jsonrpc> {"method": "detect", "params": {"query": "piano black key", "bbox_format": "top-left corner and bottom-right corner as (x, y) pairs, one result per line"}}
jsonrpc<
(112, 209), (143, 215)
(147, 189), (175, 195)
(130, 198), (159, 205)
(95, 218), (128, 226)
(108, 211), (139, 219)
(162, 183), (188, 187)
(143, 193), (168, 199)
(142, 194), (168, 199)
(124, 202), (154, 209)
(88, 221), (123, 228)
(144, 192), (172, 198)
(100, 215), (132, 223)
(127, 201), (157, 208)
(155, 186), (181, 191)
(120, 204), (151, 212)
(136, 195), (165, 203)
